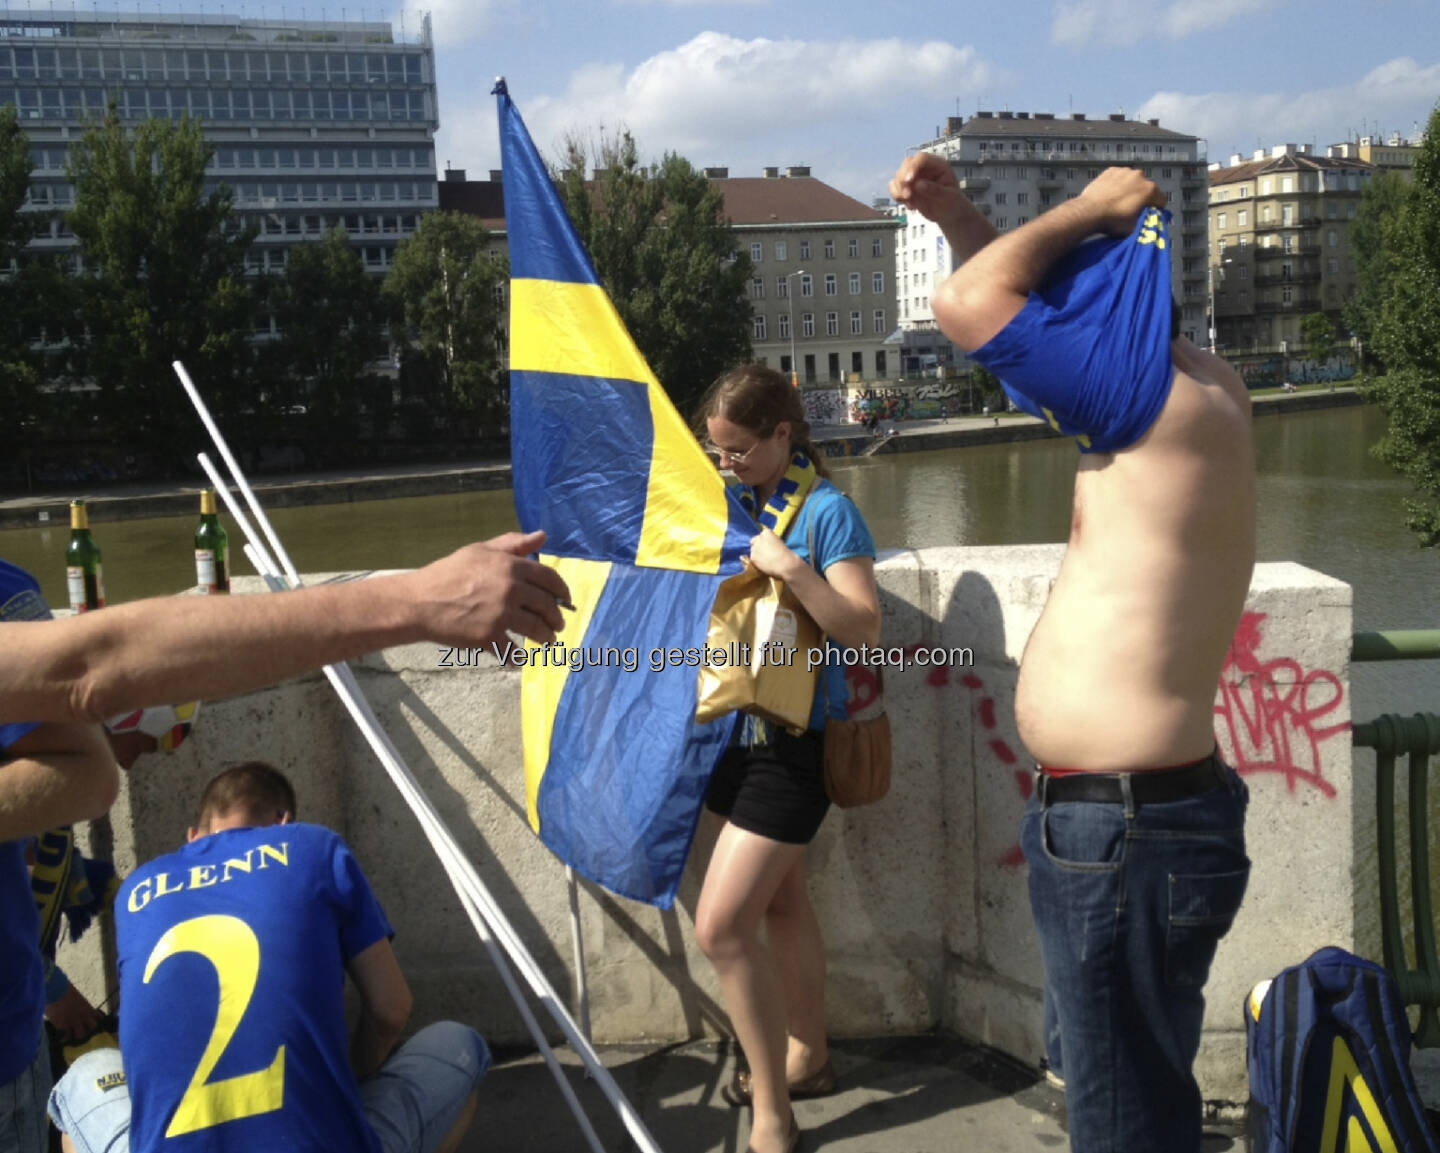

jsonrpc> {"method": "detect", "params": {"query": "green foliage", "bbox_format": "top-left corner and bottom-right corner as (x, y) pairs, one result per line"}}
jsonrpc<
(384, 211), (508, 439)
(1362, 102), (1440, 546)
(66, 109), (257, 472)
(1299, 312), (1335, 366)
(1345, 170), (1413, 361)
(557, 130), (752, 414)
(264, 229), (387, 463)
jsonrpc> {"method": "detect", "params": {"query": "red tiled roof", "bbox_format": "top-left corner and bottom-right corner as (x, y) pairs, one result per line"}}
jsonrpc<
(436, 173), (894, 232)
(1209, 153), (1375, 185)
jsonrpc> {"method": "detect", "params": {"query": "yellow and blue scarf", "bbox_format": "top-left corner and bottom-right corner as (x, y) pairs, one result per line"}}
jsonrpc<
(736, 448), (818, 542)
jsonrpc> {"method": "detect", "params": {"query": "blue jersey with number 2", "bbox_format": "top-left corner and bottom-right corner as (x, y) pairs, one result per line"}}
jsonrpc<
(971, 207), (1175, 454)
(116, 822), (392, 1153)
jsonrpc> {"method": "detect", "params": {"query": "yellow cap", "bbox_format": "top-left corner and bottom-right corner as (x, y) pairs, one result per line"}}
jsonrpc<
(69, 500), (89, 530)
(200, 489), (217, 515)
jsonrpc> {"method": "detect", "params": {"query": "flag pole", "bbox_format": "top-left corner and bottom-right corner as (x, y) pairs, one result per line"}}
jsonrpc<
(179, 363), (664, 1153)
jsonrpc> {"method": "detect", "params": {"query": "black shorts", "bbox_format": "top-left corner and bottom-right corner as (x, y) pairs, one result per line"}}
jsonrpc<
(705, 728), (829, 845)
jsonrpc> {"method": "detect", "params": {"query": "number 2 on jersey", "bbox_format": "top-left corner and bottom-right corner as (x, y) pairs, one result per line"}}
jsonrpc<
(144, 914), (286, 1137)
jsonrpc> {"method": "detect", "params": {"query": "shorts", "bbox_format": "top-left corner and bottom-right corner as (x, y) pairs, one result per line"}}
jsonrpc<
(48, 1022), (490, 1153)
(706, 728), (829, 844)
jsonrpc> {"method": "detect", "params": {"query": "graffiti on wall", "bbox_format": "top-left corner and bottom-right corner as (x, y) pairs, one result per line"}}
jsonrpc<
(1214, 610), (1349, 796)
(801, 388), (844, 425)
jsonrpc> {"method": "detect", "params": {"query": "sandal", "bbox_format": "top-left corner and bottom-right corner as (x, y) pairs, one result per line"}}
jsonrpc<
(744, 1109), (800, 1153)
(723, 1058), (836, 1107)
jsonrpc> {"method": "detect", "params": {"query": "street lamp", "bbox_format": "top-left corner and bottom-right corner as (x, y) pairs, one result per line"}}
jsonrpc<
(784, 268), (807, 386)
(1208, 255), (1233, 353)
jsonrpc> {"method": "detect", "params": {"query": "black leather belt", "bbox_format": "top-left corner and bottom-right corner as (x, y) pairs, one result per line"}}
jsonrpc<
(1037, 754), (1223, 807)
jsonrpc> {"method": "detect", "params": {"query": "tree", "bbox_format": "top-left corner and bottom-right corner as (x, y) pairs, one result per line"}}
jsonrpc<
(1363, 102), (1440, 546)
(384, 211), (507, 440)
(557, 130), (752, 414)
(264, 229), (387, 463)
(1299, 312), (1335, 368)
(67, 110), (257, 472)
(1344, 170), (1413, 363)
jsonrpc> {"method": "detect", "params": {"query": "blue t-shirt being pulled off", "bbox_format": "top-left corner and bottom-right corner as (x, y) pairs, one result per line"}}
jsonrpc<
(766, 479), (876, 731)
(116, 822), (393, 1153)
(0, 557), (54, 1084)
(971, 207), (1175, 454)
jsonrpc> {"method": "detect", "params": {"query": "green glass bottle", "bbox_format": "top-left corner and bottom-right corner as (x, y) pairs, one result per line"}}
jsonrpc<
(194, 489), (229, 595)
(66, 499), (106, 612)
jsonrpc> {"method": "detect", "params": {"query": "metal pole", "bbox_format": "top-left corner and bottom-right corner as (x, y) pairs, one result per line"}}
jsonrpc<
(787, 268), (806, 386)
(566, 866), (592, 1046)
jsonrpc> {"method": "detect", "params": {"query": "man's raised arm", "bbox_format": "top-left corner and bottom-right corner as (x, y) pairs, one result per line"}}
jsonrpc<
(0, 531), (571, 725)
(916, 165), (1167, 352)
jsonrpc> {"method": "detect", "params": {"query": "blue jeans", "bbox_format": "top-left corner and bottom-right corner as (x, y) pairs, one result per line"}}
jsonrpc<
(49, 1022), (490, 1153)
(1021, 762), (1250, 1153)
(0, 1035), (50, 1153)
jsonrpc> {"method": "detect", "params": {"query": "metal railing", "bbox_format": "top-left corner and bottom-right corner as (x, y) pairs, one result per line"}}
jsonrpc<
(1351, 629), (1440, 1044)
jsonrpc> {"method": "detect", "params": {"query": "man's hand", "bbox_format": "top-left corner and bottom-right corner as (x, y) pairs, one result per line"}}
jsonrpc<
(890, 152), (963, 223)
(409, 530), (573, 649)
(1077, 167), (1167, 236)
(45, 984), (103, 1042)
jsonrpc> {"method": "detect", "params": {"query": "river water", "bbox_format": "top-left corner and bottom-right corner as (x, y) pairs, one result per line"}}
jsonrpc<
(1, 405), (1434, 722)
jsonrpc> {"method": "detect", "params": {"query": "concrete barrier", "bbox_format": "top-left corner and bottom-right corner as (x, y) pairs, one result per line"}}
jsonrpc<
(61, 550), (1354, 1105)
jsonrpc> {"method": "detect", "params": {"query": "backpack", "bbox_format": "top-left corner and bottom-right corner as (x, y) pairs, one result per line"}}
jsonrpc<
(1246, 946), (1440, 1152)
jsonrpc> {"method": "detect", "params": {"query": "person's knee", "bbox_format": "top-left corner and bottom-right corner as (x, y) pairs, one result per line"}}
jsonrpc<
(693, 903), (749, 963)
(408, 1021), (490, 1088)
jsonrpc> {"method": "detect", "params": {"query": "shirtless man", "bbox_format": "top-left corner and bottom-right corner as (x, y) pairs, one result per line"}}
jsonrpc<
(891, 153), (1255, 1153)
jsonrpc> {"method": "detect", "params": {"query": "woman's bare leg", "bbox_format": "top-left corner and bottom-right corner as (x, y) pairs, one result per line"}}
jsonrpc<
(695, 821), (806, 1153)
(765, 851), (829, 1080)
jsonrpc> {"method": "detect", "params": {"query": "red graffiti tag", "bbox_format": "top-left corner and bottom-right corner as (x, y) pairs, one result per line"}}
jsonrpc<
(1214, 611), (1348, 796)
(954, 670), (1029, 868)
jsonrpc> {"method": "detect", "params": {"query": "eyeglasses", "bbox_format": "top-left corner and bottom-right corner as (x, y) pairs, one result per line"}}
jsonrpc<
(704, 438), (763, 464)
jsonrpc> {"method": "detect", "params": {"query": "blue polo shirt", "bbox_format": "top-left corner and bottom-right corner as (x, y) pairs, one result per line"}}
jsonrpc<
(116, 822), (393, 1153)
(972, 207), (1175, 453)
(0, 558), (54, 1083)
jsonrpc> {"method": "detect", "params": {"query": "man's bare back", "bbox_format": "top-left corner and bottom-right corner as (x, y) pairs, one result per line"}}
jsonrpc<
(1015, 339), (1256, 769)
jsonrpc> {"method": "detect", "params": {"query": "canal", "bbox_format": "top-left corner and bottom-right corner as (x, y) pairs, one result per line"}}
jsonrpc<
(1, 404), (1434, 722)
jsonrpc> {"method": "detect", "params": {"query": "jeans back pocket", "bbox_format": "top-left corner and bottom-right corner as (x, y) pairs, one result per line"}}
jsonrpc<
(1166, 867), (1250, 989)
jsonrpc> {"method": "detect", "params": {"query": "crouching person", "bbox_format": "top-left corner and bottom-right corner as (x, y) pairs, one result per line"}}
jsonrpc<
(48, 762), (488, 1153)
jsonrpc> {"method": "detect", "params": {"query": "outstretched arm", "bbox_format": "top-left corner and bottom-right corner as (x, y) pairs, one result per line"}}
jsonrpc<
(0, 531), (572, 725)
(930, 167), (1167, 352)
(888, 151), (998, 266)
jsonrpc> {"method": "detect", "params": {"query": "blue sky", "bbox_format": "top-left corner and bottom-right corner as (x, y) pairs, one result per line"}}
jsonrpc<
(133, 1), (1440, 201)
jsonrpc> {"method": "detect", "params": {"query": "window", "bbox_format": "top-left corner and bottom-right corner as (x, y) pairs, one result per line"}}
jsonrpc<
(1281, 177), (1294, 193)
(1282, 204), (1294, 226)
(825, 312), (839, 336)
(802, 312), (814, 337)
(775, 240), (787, 261)
(750, 242), (762, 262)
(873, 309), (886, 334)
(1327, 257), (1338, 274)
(776, 275), (789, 298)
(778, 312), (790, 339)
(1328, 229), (1338, 248)
(753, 315), (767, 340)
(824, 273), (837, 296)
(750, 276), (765, 300)
(799, 240), (811, 260)
(844, 238), (857, 258)
(1217, 212), (1227, 229)
(1238, 264), (1249, 279)
(850, 311), (862, 335)
(800, 274), (813, 298)
(994, 192), (1008, 205)
(871, 237), (883, 257)
(876, 350), (887, 376)
(995, 218), (1008, 229)
(824, 239), (835, 259)
(1017, 191), (1029, 205)
(848, 272), (861, 295)
(873, 271), (885, 293)
(1238, 209), (1247, 226)
(1261, 178), (1271, 195)
(1282, 235), (1294, 253)
(1282, 285), (1293, 304)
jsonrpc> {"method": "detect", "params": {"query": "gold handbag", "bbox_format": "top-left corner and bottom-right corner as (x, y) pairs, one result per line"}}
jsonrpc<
(694, 563), (821, 733)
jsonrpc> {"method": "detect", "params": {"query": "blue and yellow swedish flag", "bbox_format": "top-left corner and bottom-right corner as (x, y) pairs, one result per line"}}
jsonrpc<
(496, 81), (753, 907)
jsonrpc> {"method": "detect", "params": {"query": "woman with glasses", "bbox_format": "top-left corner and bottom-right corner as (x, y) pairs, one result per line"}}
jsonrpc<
(693, 364), (881, 1153)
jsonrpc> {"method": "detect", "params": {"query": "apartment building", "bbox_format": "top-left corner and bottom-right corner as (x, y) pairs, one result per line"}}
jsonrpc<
(440, 165), (904, 384)
(1326, 131), (1423, 180)
(3, 8), (439, 279)
(897, 110), (1209, 358)
(1207, 145), (1375, 350)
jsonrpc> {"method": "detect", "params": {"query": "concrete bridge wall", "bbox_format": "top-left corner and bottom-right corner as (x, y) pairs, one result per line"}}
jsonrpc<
(62, 549), (1355, 1104)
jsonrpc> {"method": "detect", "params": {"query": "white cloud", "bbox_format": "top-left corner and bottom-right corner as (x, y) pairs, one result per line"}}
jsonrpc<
(436, 31), (999, 198)
(1053, 0), (1278, 46)
(385, 0), (500, 48)
(1137, 57), (1440, 164)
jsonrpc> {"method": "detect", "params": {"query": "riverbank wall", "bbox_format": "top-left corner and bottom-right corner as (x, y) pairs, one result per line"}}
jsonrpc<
(59, 549), (1357, 1106)
(0, 388), (1368, 529)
